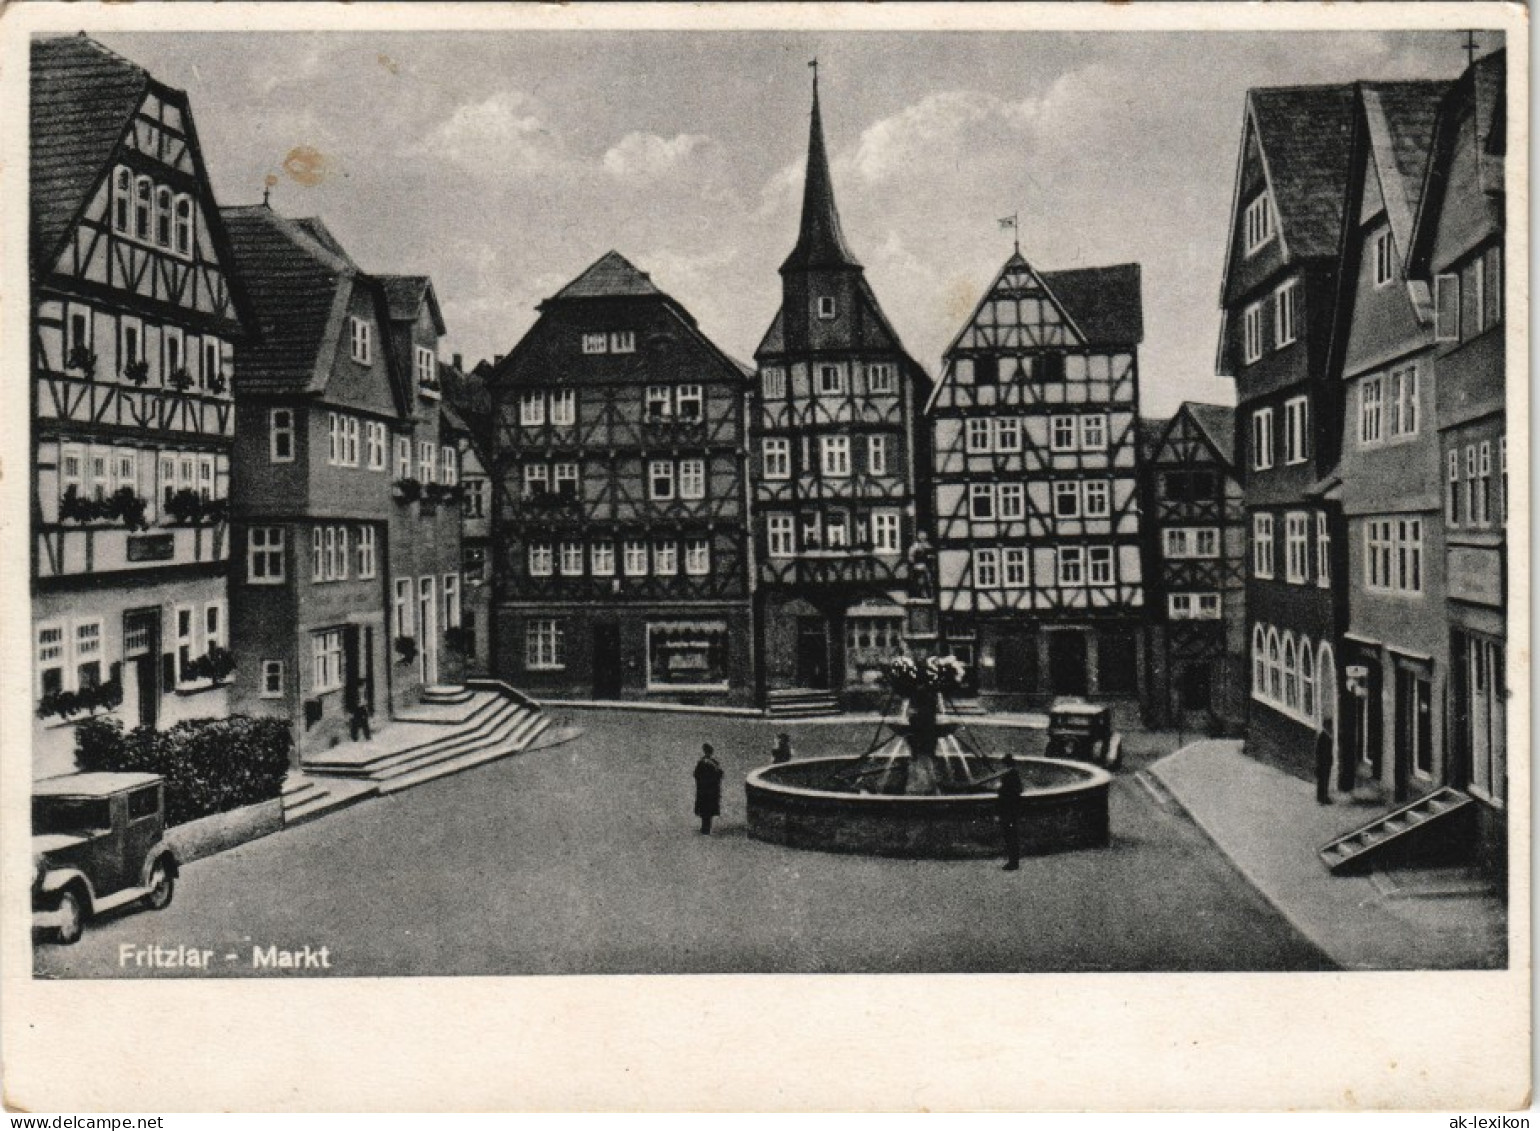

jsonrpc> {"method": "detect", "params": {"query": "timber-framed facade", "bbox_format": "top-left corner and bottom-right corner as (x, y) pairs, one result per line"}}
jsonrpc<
(750, 76), (931, 708)
(30, 36), (252, 777)
(489, 251), (756, 705)
(928, 252), (1148, 716)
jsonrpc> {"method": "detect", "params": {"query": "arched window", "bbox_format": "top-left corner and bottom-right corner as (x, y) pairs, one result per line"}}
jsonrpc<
(134, 177), (152, 240)
(1266, 627), (1282, 701)
(174, 195), (193, 257)
(1252, 624), (1267, 696)
(112, 166), (131, 233)
(155, 187), (173, 246)
(1282, 633), (1299, 710)
(1318, 642), (1337, 723)
(1300, 637), (1317, 719)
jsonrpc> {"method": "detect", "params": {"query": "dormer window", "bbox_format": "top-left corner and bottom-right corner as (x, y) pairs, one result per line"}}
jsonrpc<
(350, 317), (372, 364)
(610, 331), (636, 354)
(816, 296), (837, 320)
(582, 333), (608, 355)
(1244, 192), (1274, 255)
(1372, 228), (1394, 287)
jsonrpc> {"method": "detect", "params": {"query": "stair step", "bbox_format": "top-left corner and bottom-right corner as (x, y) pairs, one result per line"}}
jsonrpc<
(360, 705), (526, 777)
(303, 701), (517, 776)
(377, 717), (551, 795)
(1319, 787), (1475, 873)
(370, 708), (537, 783)
(284, 786), (376, 827)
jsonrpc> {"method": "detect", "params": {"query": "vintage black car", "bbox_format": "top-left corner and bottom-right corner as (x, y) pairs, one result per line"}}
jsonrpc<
(33, 773), (180, 944)
(1044, 701), (1122, 769)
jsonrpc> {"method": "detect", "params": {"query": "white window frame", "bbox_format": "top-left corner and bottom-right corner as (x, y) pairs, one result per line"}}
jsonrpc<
(1316, 511), (1331, 588)
(867, 434), (890, 476)
(816, 364), (845, 395)
(993, 417), (1022, 454)
(582, 332), (609, 355)
(1243, 302), (1264, 364)
(1087, 547), (1114, 586)
(520, 391), (547, 427)
(868, 363), (895, 394)
(1080, 414), (1108, 452)
(560, 541), (585, 577)
(973, 548), (1000, 589)
(260, 660), (285, 700)
(349, 317), (372, 365)
(366, 421), (387, 470)
(1283, 396), (1309, 465)
(645, 385), (672, 420)
(358, 525), (377, 579)
(761, 367), (786, 399)
(1050, 415), (1077, 453)
(966, 418), (992, 454)
(871, 510), (901, 554)
(1251, 408), (1275, 470)
(997, 483), (1025, 520)
(528, 543), (554, 577)
(1052, 481), (1080, 519)
(526, 619), (565, 670)
(1082, 480), (1110, 518)
(1388, 365), (1418, 438)
(609, 331), (636, 354)
(1285, 511), (1310, 584)
(820, 436), (851, 478)
(395, 436), (412, 479)
(1274, 280), (1298, 348)
(1359, 376), (1383, 445)
(623, 539), (649, 577)
(1253, 513), (1275, 579)
(653, 541), (678, 577)
(767, 514), (795, 558)
(678, 458), (706, 501)
(591, 542), (616, 576)
(1003, 548), (1028, 588)
(1057, 546), (1086, 587)
(550, 389), (576, 426)
(763, 438), (791, 480)
(395, 579), (412, 639)
(675, 384), (703, 422)
(1373, 227), (1394, 287)
(523, 463), (549, 496)
(969, 483), (996, 520)
(1244, 192), (1274, 255)
(419, 441), (437, 484)
(247, 526), (285, 584)
(415, 345), (436, 388)
(685, 538), (710, 576)
(816, 296), (837, 320)
(649, 459), (676, 501)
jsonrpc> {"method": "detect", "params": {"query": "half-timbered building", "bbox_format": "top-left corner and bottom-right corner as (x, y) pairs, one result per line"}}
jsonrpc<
(489, 251), (755, 705)
(1406, 49), (1508, 869)
(751, 76), (931, 708)
(1217, 84), (1355, 783)
(30, 36), (252, 777)
(1328, 80), (1450, 804)
(1143, 403), (1248, 730)
(928, 252), (1147, 715)
(222, 205), (463, 759)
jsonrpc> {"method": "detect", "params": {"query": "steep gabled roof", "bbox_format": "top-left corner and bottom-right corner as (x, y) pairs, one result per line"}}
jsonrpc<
(1183, 402), (1237, 467)
(1039, 263), (1144, 347)
(1361, 81), (1450, 259)
(1138, 417), (1172, 460)
(1408, 50), (1506, 277)
(220, 204), (356, 395)
(377, 274), (447, 334)
(30, 35), (150, 276)
(1247, 84), (1358, 261)
(548, 250), (665, 303)
(781, 74), (861, 273)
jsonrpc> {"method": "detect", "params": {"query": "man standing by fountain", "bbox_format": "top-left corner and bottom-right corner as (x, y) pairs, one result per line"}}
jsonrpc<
(996, 757), (1024, 871)
(694, 744), (725, 835)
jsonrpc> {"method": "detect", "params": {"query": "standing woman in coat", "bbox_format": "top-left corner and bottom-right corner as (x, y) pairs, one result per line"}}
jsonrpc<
(694, 743), (724, 834)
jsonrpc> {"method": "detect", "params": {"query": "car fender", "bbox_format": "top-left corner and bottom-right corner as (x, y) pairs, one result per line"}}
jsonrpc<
(139, 845), (179, 886)
(37, 868), (95, 912)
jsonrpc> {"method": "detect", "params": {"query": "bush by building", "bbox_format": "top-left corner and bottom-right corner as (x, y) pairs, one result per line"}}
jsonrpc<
(73, 715), (291, 827)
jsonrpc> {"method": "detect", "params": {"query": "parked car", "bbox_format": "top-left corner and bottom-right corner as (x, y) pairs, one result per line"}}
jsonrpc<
(32, 772), (179, 944)
(1045, 700), (1122, 770)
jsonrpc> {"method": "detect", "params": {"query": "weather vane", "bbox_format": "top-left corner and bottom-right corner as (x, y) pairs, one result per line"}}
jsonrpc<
(998, 212), (1020, 254)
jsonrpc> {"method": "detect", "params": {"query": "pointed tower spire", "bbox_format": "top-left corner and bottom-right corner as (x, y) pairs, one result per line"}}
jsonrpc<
(780, 63), (861, 273)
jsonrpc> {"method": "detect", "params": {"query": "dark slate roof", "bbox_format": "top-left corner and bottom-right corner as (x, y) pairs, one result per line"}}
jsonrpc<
(755, 308), (785, 355)
(1249, 85), (1357, 260)
(549, 250), (664, 302)
(377, 274), (446, 334)
(781, 76), (861, 273)
(1040, 263), (1144, 347)
(1138, 417), (1171, 460)
(220, 205), (353, 394)
(30, 35), (150, 275)
(1184, 402), (1237, 466)
(1367, 81), (1450, 222)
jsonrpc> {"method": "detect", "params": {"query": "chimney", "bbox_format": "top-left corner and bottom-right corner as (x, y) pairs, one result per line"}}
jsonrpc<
(494, 354), (504, 365)
(453, 352), (463, 370)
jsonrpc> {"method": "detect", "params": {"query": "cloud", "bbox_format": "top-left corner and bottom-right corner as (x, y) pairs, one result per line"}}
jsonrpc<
(849, 90), (1040, 183)
(603, 131), (716, 181)
(420, 90), (564, 174)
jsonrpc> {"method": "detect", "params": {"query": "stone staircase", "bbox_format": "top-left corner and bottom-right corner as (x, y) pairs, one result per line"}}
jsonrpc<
(765, 688), (841, 718)
(302, 686), (551, 796)
(1318, 787), (1477, 874)
(281, 771), (377, 827)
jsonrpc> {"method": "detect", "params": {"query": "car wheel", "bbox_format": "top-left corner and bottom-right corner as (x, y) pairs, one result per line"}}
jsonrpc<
(53, 890), (83, 945)
(144, 863), (174, 911)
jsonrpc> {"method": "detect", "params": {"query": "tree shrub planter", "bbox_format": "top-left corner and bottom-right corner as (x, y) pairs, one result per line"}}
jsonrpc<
(165, 798), (283, 864)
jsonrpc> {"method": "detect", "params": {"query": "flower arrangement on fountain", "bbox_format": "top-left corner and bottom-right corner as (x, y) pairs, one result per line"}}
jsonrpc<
(881, 654), (968, 699)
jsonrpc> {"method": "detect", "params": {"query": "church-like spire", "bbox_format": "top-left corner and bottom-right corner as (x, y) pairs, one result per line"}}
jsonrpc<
(780, 64), (861, 273)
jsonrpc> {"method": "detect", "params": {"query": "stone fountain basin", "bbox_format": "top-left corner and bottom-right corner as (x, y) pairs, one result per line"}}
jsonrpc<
(745, 755), (1111, 859)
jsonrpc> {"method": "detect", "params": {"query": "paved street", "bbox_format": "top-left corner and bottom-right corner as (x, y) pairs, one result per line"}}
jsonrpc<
(35, 710), (1331, 977)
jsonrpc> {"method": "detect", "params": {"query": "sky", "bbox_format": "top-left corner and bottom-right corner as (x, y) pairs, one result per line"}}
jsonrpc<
(96, 29), (1483, 416)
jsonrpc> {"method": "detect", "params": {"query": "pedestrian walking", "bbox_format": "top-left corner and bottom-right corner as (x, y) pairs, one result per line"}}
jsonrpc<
(349, 699), (373, 742)
(1314, 726), (1334, 805)
(694, 743), (724, 834)
(771, 733), (794, 764)
(996, 758), (1024, 871)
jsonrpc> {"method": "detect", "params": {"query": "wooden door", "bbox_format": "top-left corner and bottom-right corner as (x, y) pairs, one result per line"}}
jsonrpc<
(1048, 632), (1088, 696)
(593, 623), (622, 697)
(796, 618), (830, 689)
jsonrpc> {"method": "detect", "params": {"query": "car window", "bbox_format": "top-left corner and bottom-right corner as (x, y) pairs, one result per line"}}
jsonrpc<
(127, 788), (159, 821)
(33, 797), (111, 835)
